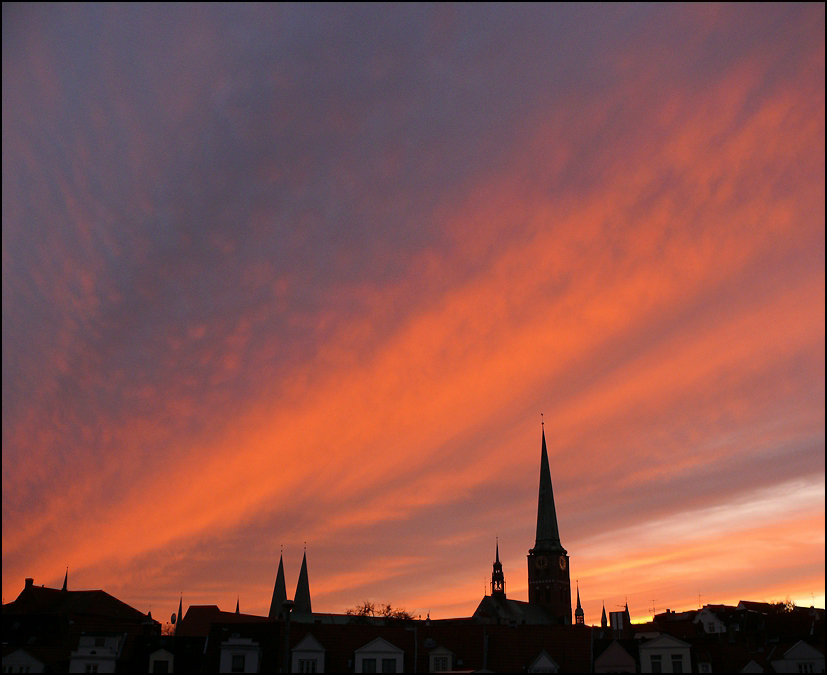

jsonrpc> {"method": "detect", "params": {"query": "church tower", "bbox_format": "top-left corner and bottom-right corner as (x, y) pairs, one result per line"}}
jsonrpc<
(527, 423), (572, 624)
(491, 538), (505, 598)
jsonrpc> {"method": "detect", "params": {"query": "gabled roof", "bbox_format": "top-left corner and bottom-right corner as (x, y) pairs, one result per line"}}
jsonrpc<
(782, 639), (825, 659)
(639, 633), (691, 649)
(293, 633), (325, 652)
(3, 584), (153, 625)
(529, 649), (558, 672)
(473, 595), (557, 625)
(594, 639), (637, 667)
(176, 605), (270, 637)
(355, 636), (403, 654)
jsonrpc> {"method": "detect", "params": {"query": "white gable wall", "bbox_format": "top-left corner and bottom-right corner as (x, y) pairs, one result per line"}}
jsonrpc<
(355, 637), (403, 673)
(770, 640), (825, 673)
(640, 635), (691, 674)
(293, 633), (326, 673)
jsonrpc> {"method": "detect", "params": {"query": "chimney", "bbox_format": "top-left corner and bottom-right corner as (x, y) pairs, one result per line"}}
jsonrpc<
(25, 578), (33, 589)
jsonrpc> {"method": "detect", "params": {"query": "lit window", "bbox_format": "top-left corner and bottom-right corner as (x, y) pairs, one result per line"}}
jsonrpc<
(232, 654), (245, 673)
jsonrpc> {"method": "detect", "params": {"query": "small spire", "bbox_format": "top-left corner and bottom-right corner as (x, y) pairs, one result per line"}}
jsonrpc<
(62, 567), (68, 592)
(575, 581), (585, 623)
(601, 602), (608, 628)
(294, 550), (312, 614)
(495, 536), (500, 564)
(269, 554), (287, 619)
(175, 593), (183, 636)
(235, 596), (240, 614)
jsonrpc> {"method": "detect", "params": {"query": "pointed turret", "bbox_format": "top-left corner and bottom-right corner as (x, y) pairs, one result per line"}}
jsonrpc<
(269, 554), (288, 619)
(532, 426), (564, 553)
(235, 597), (240, 614)
(601, 603), (608, 628)
(62, 568), (68, 592)
(575, 581), (585, 624)
(294, 551), (312, 614)
(491, 538), (505, 598)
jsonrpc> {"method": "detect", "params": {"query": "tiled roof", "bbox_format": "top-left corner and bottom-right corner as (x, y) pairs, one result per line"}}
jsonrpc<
(175, 605), (270, 637)
(473, 595), (557, 624)
(3, 585), (153, 625)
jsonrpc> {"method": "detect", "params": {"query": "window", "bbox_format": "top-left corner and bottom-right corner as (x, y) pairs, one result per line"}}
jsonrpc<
(382, 658), (397, 673)
(152, 660), (170, 673)
(650, 654), (662, 673)
(362, 658), (377, 673)
(298, 659), (317, 673)
(671, 654), (683, 673)
(94, 637), (106, 647)
(798, 664), (814, 673)
(232, 654), (246, 673)
(707, 622), (715, 632)
(433, 656), (449, 672)
(85, 666), (99, 673)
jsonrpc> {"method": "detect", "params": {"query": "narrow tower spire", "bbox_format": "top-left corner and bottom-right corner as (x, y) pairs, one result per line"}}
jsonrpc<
(269, 554), (288, 619)
(175, 594), (183, 636)
(532, 425), (564, 553)
(575, 581), (585, 624)
(294, 551), (312, 614)
(62, 568), (68, 592)
(235, 596), (240, 614)
(491, 538), (506, 598)
(601, 602), (608, 629)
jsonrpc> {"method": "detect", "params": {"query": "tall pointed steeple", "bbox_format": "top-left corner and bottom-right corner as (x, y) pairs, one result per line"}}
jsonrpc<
(175, 594), (183, 636)
(269, 554), (288, 619)
(575, 581), (585, 624)
(532, 425), (564, 553)
(491, 538), (505, 598)
(601, 603), (608, 628)
(235, 597), (240, 614)
(294, 551), (312, 614)
(62, 568), (68, 592)
(527, 420), (571, 624)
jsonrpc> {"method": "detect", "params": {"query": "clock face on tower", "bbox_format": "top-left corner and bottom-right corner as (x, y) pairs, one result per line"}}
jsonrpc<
(535, 555), (549, 570)
(559, 556), (567, 570)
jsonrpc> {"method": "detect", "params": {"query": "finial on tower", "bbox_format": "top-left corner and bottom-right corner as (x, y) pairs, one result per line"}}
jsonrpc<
(541, 412), (544, 427)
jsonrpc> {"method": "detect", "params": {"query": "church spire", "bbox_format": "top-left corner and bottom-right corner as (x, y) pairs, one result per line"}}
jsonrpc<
(235, 596), (240, 614)
(532, 424), (564, 553)
(269, 553), (287, 619)
(175, 594), (183, 636)
(294, 550), (312, 614)
(575, 581), (585, 624)
(601, 602), (608, 628)
(62, 567), (68, 592)
(491, 537), (505, 598)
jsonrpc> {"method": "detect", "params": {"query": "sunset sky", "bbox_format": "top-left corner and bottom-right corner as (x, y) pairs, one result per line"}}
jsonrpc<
(2, 4), (824, 624)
